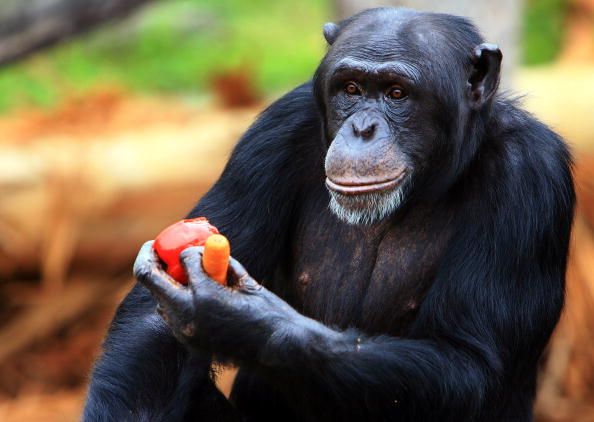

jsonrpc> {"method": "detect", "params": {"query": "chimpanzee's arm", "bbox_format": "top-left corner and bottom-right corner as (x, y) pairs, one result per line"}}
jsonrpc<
(84, 83), (320, 420)
(254, 222), (566, 422)
(249, 130), (574, 421)
(134, 123), (573, 421)
(83, 283), (233, 421)
(135, 225), (561, 422)
(255, 138), (573, 421)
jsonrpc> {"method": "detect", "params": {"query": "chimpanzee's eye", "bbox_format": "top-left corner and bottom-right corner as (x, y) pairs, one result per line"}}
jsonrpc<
(387, 85), (406, 100)
(344, 82), (361, 96)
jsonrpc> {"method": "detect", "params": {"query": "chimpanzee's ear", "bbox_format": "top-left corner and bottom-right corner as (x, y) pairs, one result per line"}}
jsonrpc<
(323, 22), (340, 45)
(467, 43), (502, 110)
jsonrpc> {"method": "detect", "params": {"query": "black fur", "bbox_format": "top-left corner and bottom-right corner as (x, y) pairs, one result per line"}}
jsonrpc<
(85, 8), (574, 421)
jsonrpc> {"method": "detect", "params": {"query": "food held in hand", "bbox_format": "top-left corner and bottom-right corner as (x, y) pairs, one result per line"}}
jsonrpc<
(153, 217), (219, 284)
(203, 234), (230, 286)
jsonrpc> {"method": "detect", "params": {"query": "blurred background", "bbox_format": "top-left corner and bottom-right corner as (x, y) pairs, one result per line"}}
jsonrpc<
(0, 0), (592, 420)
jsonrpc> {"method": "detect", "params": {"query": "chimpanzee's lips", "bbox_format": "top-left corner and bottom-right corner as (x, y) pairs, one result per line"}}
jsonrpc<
(325, 172), (406, 196)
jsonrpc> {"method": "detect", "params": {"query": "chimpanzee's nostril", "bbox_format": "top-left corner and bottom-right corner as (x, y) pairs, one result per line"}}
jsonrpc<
(353, 122), (376, 140)
(361, 124), (376, 139)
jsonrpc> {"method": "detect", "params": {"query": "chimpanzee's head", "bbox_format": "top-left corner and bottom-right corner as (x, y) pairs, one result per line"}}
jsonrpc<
(314, 8), (502, 225)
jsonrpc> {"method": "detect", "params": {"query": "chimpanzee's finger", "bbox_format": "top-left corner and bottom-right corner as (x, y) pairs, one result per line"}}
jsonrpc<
(227, 256), (249, 284)
(179, 246), (206, 279)
(133, 240), (165, 289)
(139, 268), (190, 310)
(227, 256), (248, 279)
(133, 240), (159, 276)
(134, 241), (189, 308)
(228, 256), (260, 290)
(180, 246), (226, 295)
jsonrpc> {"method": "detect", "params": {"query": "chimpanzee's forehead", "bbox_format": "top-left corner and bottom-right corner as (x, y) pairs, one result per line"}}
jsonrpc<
(325, 8), (479, 85)
(332, 11), (442, 62)
(326, 29), (433, 82)
(330, 57), (422, 84)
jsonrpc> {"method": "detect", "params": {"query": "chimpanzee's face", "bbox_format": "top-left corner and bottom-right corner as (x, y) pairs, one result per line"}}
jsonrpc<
(322, 54), (422, 225)
(317, 9), (496, 225)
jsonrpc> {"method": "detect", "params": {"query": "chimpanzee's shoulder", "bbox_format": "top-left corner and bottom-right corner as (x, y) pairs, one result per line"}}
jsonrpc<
(252, 81), (319, 131)
(491, 97), (572, 182)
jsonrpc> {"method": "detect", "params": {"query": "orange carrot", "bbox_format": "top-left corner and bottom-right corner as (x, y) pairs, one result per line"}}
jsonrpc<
(203, 234), (230, 285)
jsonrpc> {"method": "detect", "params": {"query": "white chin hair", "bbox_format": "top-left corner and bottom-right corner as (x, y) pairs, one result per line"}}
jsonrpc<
(328, 186), (405, 225)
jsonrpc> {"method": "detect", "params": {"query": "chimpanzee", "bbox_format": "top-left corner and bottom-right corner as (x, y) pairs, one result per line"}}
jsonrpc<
(84, 7), (575, 422)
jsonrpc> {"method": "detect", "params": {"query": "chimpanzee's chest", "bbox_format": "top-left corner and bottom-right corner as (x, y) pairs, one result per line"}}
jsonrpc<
(281, 195), (451, 336)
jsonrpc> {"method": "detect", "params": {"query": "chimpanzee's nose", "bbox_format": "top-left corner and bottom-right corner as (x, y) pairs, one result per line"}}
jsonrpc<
(352, 120), (377, 140)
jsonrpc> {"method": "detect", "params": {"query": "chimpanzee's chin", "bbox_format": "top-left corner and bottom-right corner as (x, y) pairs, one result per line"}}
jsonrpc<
(328, 187), (405, 225)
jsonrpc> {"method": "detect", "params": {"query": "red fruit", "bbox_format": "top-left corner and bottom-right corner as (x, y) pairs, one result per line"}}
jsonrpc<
(153, 217), (219, 284)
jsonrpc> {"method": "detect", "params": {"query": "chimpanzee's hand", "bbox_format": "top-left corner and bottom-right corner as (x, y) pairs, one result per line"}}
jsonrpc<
(133, 241), (304, 365)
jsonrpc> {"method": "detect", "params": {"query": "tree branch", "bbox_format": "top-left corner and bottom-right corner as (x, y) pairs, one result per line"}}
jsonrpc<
(0, 0), (153, 67)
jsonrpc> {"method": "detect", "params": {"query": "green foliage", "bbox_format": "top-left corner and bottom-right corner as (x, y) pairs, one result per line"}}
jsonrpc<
(0, 0), (570, 112)
(0, 0), (330, 112)
(523, 0), (567, 65)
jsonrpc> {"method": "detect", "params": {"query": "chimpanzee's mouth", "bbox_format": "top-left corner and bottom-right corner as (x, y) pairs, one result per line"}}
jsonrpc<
(325, 171), (407, 196)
